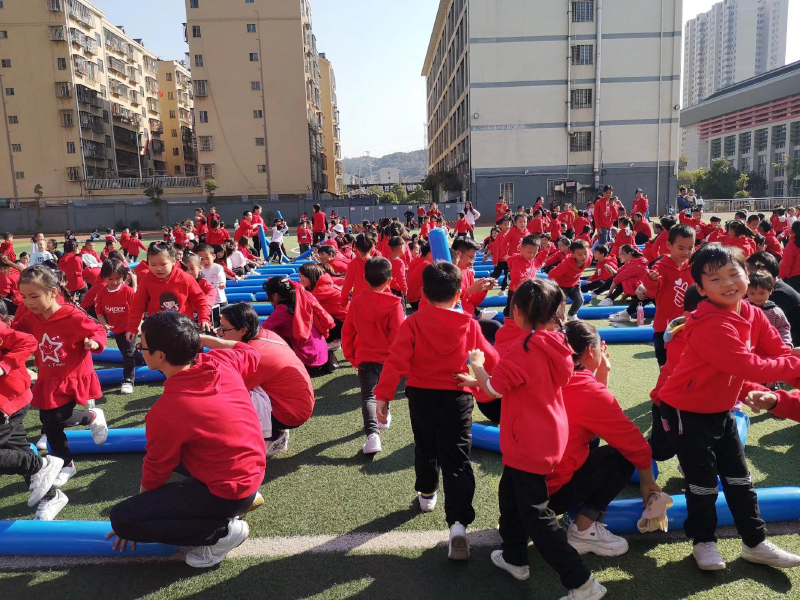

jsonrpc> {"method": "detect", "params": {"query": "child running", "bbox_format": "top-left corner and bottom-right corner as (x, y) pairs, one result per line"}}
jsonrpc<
(549, 240), (591, 320)
(95, 259), (137, 395)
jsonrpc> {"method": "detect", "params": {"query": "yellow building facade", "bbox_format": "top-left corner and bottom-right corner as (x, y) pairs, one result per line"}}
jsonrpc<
(319, 54), (342, 195)
(157, 60), (197, 179)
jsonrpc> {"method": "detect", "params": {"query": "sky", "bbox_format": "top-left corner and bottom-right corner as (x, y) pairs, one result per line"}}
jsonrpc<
(93, 0), (798, 160)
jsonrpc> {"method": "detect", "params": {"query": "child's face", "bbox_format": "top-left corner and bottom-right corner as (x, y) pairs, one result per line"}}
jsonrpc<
(667, 235), (694, 265)
(558, 241), (569, 253)
(47, 241), (57, 252)
(185, 261), (201, 278)
(318, 251), (331, 264)
(148, 251), (175, 280)
(593, 250), (605, 263)
(20, 283), (59, 315)
(514, 217), (527, 231)
(499, 221), (510, 232)
(86, 242), (94, 251)
(105, 272), (124, 290)
(619, 250), (632, 264)
(457, 248), (477, 269)
(299, 273), (311, 289)
(174, 249), (184, 262)
(392, 243), (406, 258)
(572, 248), (588, 264)
(519, 244), (538, 261)
(699, 262), (749, 309)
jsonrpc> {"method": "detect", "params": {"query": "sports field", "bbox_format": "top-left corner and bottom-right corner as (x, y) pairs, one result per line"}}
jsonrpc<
(2, 226), (800, 599)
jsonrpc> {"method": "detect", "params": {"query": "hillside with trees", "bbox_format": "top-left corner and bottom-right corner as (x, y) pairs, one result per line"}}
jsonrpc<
(341, 149), (427, 181)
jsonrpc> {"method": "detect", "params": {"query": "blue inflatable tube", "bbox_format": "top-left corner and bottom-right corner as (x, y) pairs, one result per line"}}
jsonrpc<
(0, 520), (177, 556)
(57, 428), (148, 454)
(577, 305), (656, 320)
(296, 248), (314, 261)
(597, 327), (655, 344)
(94, 349), (126, 363)
(257, 224), (270, 259)
(602, 487), (800, 535)
(472, 423), (500, 453)
(252, 304), (274, 316)
(480, 293), (592, 308)
(630, 460), (661, 484)
(226, 293), (257, 303)
(96, 367), (165, 386)
(277, 211), (284, 221)
(733, 410), (750, 447)
(429, 228), (452, 263)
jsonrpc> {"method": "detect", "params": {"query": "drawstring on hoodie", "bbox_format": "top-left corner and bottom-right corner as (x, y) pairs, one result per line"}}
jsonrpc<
(677, 409), (683, 435)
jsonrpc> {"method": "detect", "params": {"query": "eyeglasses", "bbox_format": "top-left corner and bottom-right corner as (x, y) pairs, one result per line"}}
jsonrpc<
(135, 343), (149, 353)
(216, 326), (236, 334)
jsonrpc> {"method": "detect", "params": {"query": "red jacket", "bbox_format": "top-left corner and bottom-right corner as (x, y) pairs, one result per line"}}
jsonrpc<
(632, 197), (649, 217)
(548, 370), (652, 494)
(234, 219), (256, 243)
(312, 211), (327, 233)
(407, 256), (430, 303)
(660, 300), (800, 413)
(341, 255), (370, 306)
(494, 319), (525, 358)
(489, 330), (573, 475)
(342, 289), (405, 367)
(549, 256), (589, 288)
(643, 231), (669, 262)
(527, 218), (544, 234)
(771, 390), (800, 422)
(721, 234), (755, 257)
(574, 217), (591, 235)
(80, 281), (103, 311)
(0, 269), (21, 305)
(59, 253), (86, 293)
(297, 227), (312, 245)
(14, 304), (106, 410)
(119, 233), (131, 252)
(771, 214), (789, 235)
(495, 202), (509, 220)
(706, 226), (725, 243)
(142, 342), (266, 499)
(508, 247), (548, 292)
(205, 227), (230, 246)
(0, 321), (37, 417)
(127, 267), (210, 334)
(490, 230), (507, 265)
(375, 304), (498, 400)
(244, 333), (315, 427)
(0, 241), (16, 262)
(196, 278), (216, 312)
(126, 237), (147, 258)
(311, 273), (348, 322)
(544, 248), (568, 269)
(763, 230), (783, 259)
(779, 240), (800, 280)
(588, 256), (617, 282)
(611, 229), (635, 258)
(454, 219), (473, 235)
(594, 198), (613, 229)
(95, 284), (134, 335)
(500, 228), (526, 261)
(612, 256), (648, 296)
(642, 256), (693, 332)
(460, 268), (487, 316)
(651, 318), (688, 406)
(633, 219), (652, 240)
(682, 217), (707, 241)
(389, 257), (408, 296)
(559, 211), (575, 230)
(548, 218), (563, 239)
(80, 248), (99, 261)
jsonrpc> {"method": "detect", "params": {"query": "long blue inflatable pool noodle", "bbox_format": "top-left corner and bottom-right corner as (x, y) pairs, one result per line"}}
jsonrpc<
(96, 367), (165, 386)
(55, 429), (148, 454)
(257, 224), (270, 260)
(428, 228), (452, 263)
(276, 211), (284, 220)
(296, 248), (314, 261)
(252, 304), (274, 316)
(480, 294), (592, 307)
(226, 293), (257, 303)
(472, 423), (501, 453)
(0, 520), (177, 556)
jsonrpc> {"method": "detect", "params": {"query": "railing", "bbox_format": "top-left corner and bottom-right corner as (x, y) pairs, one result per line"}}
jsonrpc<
(151, 139), (165, 153)
(699, 196), (800, 214)
(146, 98), (161, 114)
(85, 176), (201, 190)
(149, 118), (164, 134)
(55, 81), (73, 98)
(76, 84), (101, 107)
(68, 0), (95, 28)
(107, 56), (127, 75)
(145, 77), (159, 94)
(81, 139), (106, 160)
(113, 125), (138, 146)
(49, 25), (67, 41)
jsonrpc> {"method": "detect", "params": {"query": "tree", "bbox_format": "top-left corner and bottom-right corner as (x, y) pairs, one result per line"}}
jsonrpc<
(407, 187), (430, 204)
(33, 184), (44, 202)
(144, 184), (165, 225)
(678, 167), (706, 193)
(775, 155), (800, 197)
(695, 158), (738, 199)
(391, 183), (408, 204)
(378, 191), (398, 204)
(746, 172), (768, 198)
(204, 179), (218, 204)
(734, 173), (750, 198)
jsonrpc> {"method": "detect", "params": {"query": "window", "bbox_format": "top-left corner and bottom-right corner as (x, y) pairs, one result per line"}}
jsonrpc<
(249, 53), (259, 62)
(200, 136), (213, 150)
(199, 110), (208, 123)
(251, 81), (261, 91)
(173, 147), (180, 156)
(775, 153), (785, 177)
(724, 135), (735, 157)
(168, 92), (174, 100)
(710, 138), (722, 159)
(102, 109), (109, 123)
(258, 165), (267, 173)
(254, 110), (263, 118)
(14, 171), (24, 180)
(100, 84), (106, 98)
(755, 128), (768, 152)
(67, 141), (75, 154)
(190, 0), (198, 7)
(194, 80), (208, 96)
(500, 183), (514, 206)
(8, 115), (18, 124)
(758, 154), (768, 178)
(4, 88), (14, 96)
(1, 59), (10, 68)
(10, 144), (20, 152)
(166, 72), (172, 82)
(175, 165), (182, 174)
(0, 32), (7, 40)
(0, 2), (4, 8)
(740, 157), (750, 174)
(572, 1), (594, 22)
(97, 59), (103, 73)
(570, 131), (592, 152)
(247, 24), (257, 33)
(571, 45), (593, 66)
(255, 137), (265, 146)
(61, 110), (74, 127)
(67, 167), (80, 182)
(245, 0), (254, 3)
(169, 110), (176, 119)
(571, 89), (592, 109)
(202, 164), (215, 178)
(195, 54), (204, 67)
(739, 131), (751, 154)
(192, 26), (201, 38)
(774, 181), (785, 197)
(171, 129), (178, 137)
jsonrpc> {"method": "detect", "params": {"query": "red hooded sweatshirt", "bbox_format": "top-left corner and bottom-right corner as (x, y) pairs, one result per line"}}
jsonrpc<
(127, 266), (210, 334)
(633, 219), (652, 240)
(459, 267), (490, 316)
(487, 330), (573, 475)
(549, 255), (590, 288)
(632, 196), (649, 217)
(548, 369), (652, 494)
(95, 283), (135, 335)
(651, 317), (688, 407)
(389, 257), (408, 297)
(490, 230), (507, 265)
(642, 256), (693, 332)
(0, 322), (37, 417)
(721, 234), (755, 257)
(0, 268), (21, 306)
(311, 273), (348, 322)
(779, 240), (800, 280)
(142, 342), (266, 499)
(588, 255), (617, 282)
(0, 241), (16, 262)
(527, 217), (544, 235)
(769, 390), (800, 422)
(407, 256), (431, 303)
(594, 198), (613, 229)
(341, 254), (370, 307)
(374, 304), (498, 401)
(507, 246), (549, 292)
(612, 256), (648, 296)
(126, 237), (147, 258)
(643, 230), (669, 262)
(659, 300), (800, 414)
(59, 253), (86, 293)
(494, 319), (525, 358)
(611, 229), (635, 258)
(500, 227), (526, 261)
(342, 289), (405, 367)
(14, 304), (106, 410)
(763, 230), (783, 259)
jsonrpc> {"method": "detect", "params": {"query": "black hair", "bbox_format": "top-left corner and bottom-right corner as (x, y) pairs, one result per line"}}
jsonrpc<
(710, 216), (722, 223)
(419, 240), (432, 256)
(747, 214), (761, 224)
(758, 221), (772, 233)
(511, 279), (566, 352)
(668, 224), (696, 244)
(727, 220), (751, 238)
(594, 244), (609, 256)
(264, 277), (296, 313)
(564, 320), (600, 369)
(421, 261), (461, 303)
(253, 204), (261, 211)
(603, 185), (614, 193)
(792, 221), (800, 249)
(0, 297), (6, 318)
(365, 256), (392, 287)
(513, 213), (527, 224)
(195, 243), (214, 255)
(619, 244), (643, 258)
(100, 258), (129, 279)
(298, 262), (325, 290)
(633, 212), (643, 219)
(618, 216), (631, 228)
(683, 284), (703, 312)
(141, 312), (201, 366)
(220, 303), (261, 343)
(457, 237), (480, 252)
(754, 234), (766, 246)
(690, 243), (747, 287)
(735, 211), (748, 220)
(746, 251), (779, 278)
(354, 233), (376, 254)
(147, 241), (176, 261)
(556, 236), (570, 247)
(748, 270), (775, 292)
(520, 235), (540, 248)
(317, 244), (336, 258)
(408, 241), (419, 252)
(660, 216), (677, 231)
(64, 239), (78, 254)
(569, 241), (587, 253)
(19, 264), (74, 305)
(388, 236), (406, 249)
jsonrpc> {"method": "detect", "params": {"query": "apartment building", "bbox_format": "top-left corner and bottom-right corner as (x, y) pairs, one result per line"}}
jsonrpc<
(185, 0), (327, 200)
(157, 60), (197, 179)
(422, 0), (681, 211)
(0, 0), (198, 202)
(683, 0), (788, 108)
(319, 54), (342, 195)
(682, 61), (800, 198)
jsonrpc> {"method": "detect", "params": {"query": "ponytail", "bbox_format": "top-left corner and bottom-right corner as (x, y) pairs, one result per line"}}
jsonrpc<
(264, 277), (296, 314)
(510, 279), (566, 352)
(564, 320), (601, 369)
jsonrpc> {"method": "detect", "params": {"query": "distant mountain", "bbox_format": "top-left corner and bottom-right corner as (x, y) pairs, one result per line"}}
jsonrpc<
(341, 149), (427, 181)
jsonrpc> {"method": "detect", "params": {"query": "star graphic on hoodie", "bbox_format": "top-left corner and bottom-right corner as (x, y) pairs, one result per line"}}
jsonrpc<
(39, 333), (63, 364)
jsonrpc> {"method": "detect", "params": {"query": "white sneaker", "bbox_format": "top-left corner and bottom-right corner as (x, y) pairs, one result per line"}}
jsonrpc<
(567, 522), (629, 557)
(34, 489), (69, 521)
(86, 399), (95, 409)
(377, 413), (392, 430)
(742, 540), (800, 568)
(418, 492), (438, 513)
(120, 382), (134, 395)
(363, 433), (382, 455)
(491, 549), (530, 580)
(560, 577), (607, 600)
(266, 430), (290, 458)
(89, 408), (108, 444)
(693, 542), (726, 570)
(568, 315), (579, 321)
(28, 455), (64, 506)
(448, 522), (469, 560)
(52, 461), (77, 489)
(481, 310), (498, 320)
(608, 310), (632, 323)
(598, 298), (613, 307)
(36, 435), (48, 452)
(185, 518), (250, 568)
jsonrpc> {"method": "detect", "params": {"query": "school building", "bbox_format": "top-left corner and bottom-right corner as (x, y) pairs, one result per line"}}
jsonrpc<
(422, 0), (682, 213)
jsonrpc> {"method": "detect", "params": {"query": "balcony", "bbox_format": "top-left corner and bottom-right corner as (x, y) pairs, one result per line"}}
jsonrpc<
(183, 145), (195, 160)
(80, 111), (105, 134)
(85, 176), (201, 190)
(107, 56), (127, 75)
(147, 98), (161, 115)
(145, 77), (159, 95)
(149, 118), (164, 134)
(110, 80), (130, 98)
(113, 125), (139, 147)
(68, 0), (95, 28)
(181, 126), (193, 143)
(129, 89), (140, 105)
(81, 139), (106, 160)
(127, 66), (141, 84)
(76, 84), (101, 107)
(112, 104), (139, 125)
(55, 81), (73, 99)
(143, 55), (158, 75)
(151, 139), (165, 154)
(48, 0), (64, 11)
(179, 108), (192, 124)
(49, 26), (67, 41)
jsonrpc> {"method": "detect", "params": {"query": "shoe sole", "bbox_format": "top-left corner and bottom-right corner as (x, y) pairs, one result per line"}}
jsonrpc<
(50, 472), (76, 489)
(695, 560), (727, 571)
(568, 539), (629, 557)
(491, 554), (530, 581)
(35, 494), (69, 521)
(741, 555), (800, 568)
(449, 536), (469, 561)
(186, 523), (249, 568)
(27, 460), (64, 507)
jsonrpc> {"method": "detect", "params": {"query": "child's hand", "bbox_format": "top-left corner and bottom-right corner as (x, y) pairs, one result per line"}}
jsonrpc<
(467, 349), (485, 368)
(84, 338), (99, 351)
(200, 321), (213, 332)
(647, 270), (660, 281)
(218, 283), (225, 289)
(125, 332), (136, 343)
(376, 400), (390, 425)
(636, 285), (649, 301)
(598, 341), (611, 372)
(0, 315), (11, 326)
(640, 480), (663, 506)
(792, 347), (800, 356)
(454, 372), (479, 388)
(743, 390), (778, 413)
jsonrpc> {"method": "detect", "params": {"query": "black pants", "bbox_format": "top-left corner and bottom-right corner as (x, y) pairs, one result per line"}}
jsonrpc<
(477, 315), (500, 344)
(0, 407), (42, 481)
(476, 399), (501, 424)
(305, 349), (338, 377)
(581, 279), (612, 294)
(357, 362), (383, 436)
(406, 386), (475, 527)
(635, 232), (650, 245)
(114, 332), (137, 384)
(607, 288), (652, 316)
(409, 300), (420, 312)
(490, 262), (510, 291)
(268, 242), (283, 262)
(548, 446), (635, 522)
(561, 286), (583, 318)
(785, 275), (800, 295)
(660, 402), (766, 547)
(267, 414), (301, 441)
(39, 400), (94, 464)
(503, 290), (514, 317)
(499, 466), (591, 590)
(329, 319), (344, 342)
(299, 243), (311, 254)
(312, 232), (326, 245)
(653, 330), (667, 367)
(110, 476), (257, 547)
(252, 234), (262, 258)
(649, 403), (677, 462)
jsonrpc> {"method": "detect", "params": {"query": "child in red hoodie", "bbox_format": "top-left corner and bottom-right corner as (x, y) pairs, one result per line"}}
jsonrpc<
(126, 232), (147, 262)
(489, 217), (512, 293)
(659, 244), (800, 571)
(504, 234), (550, 317)
(342, 257), (405, 455)
(14, 266), (109, 520)
(549, 240), (591, 320)
(340, 233), (376, 307)
(0, 305), (65, 517)
(296, 220), (313, 254)
(388, 237), (408, 306)
(407, 241), (432, 310)
(581, 245), (617, 299)
(108, 311), (265, 568)
(95, 259), (137, 395)
(299, 262), (348, 341)
(463, 279), (606, 598)
(599, 245), (649, 321)
(778, 221), (800, 289)
(374, 261), (498, 560)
